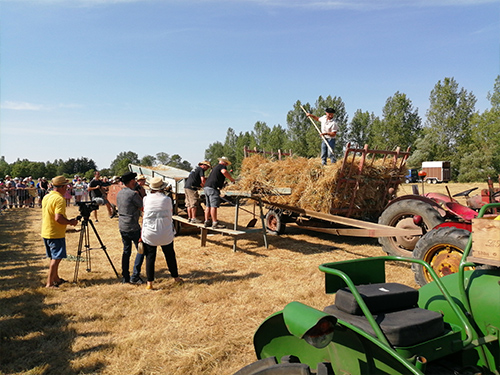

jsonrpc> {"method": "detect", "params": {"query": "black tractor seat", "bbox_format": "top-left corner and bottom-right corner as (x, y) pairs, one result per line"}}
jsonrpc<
(324, 282), (445, 347)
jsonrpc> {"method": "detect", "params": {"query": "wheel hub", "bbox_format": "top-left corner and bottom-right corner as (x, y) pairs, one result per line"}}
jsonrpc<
(394, 218), (420, 249)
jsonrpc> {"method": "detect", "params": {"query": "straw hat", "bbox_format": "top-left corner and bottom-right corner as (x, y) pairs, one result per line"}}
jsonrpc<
(52, 175), (70, 186)
(198, 161), (211, 168)
(137, 174), (146, 181)
(218, 156), (231, 165)
(149, 177), (168, 191)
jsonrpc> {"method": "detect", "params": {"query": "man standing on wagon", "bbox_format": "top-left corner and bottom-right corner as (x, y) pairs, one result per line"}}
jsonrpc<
(185, 160), (211, 224)
(306, 107), (338, 165)
(203, 157), (235, 229)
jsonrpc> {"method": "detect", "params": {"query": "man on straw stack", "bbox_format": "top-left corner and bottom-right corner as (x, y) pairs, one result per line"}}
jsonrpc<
(203, 156), (235, 229)
(306, 107), (338, 165)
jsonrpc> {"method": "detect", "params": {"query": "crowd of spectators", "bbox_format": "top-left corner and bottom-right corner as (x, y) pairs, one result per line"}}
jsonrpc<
(0, 174), (94, 212)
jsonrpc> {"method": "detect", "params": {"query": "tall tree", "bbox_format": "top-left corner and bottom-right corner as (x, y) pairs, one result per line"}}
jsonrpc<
(140, 155), (156, 167)
(424, 77), (476, 172)
(347, 110), (378, 148)
(110, 151), (140, 176)
(371, 92), (421, 150)
(156, 152), (171, 166)
(204, 141), (225, 169)
(286, 100), (312, 157)
(252, 121), (271, 150)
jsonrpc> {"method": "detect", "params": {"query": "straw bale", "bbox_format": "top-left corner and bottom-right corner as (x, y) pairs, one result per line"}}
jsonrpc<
(226, 154), (404, 218)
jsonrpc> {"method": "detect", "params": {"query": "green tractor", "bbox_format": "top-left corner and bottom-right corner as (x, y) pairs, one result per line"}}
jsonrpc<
(235, 203), (500, 375)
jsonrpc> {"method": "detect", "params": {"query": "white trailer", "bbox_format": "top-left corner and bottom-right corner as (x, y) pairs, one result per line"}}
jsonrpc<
(421, 161), (451, 184)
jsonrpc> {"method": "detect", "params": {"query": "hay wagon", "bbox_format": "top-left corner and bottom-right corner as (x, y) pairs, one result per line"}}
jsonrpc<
(232, 144), (422, 240)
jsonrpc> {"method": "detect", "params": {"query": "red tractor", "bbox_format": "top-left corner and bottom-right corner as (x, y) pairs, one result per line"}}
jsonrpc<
(378, 180), (500, 285)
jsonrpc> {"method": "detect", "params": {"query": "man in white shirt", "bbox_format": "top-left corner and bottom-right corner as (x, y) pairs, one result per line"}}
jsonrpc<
(307, 108), (338, 165)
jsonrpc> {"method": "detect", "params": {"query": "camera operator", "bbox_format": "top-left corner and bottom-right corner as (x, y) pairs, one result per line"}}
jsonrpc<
(116, 171), (145, 284)
(88, 171), (114, 222)
(41, 176), (78, 288)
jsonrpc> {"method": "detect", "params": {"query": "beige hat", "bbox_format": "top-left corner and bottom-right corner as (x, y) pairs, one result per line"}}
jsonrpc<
(52, 175), (70, 186)
(218, 156), (231, 165)
(137, 174), (146, 181)
(198, 160), (211, 168)
(149, 177), (168, 191)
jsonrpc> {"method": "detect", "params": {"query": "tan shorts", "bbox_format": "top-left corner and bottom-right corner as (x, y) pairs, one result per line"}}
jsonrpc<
(184, 188), (200, 208)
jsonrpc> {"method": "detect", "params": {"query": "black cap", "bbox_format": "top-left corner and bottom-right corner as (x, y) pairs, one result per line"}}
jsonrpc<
(121, 171), (137, 184)
(325, 108), (335, 114)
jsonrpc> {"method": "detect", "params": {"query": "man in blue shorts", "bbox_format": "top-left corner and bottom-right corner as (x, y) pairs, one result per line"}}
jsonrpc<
(203, 157), (235, 229)
(41, 175), (78, 288)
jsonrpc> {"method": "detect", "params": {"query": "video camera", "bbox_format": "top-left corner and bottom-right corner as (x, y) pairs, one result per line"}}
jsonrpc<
(76, 198), (105, 219)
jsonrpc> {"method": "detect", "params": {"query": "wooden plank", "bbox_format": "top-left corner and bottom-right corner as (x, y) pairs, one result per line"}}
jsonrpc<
(287, 223), (422, 237)
(224, 188), (292, 197)
(259, 200), (421, 233)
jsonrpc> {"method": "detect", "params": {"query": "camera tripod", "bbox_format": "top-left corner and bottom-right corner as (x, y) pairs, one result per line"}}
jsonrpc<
(73, 215), (119, 283)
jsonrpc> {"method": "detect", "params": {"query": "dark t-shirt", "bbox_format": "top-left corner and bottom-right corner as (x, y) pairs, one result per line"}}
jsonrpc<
(89, 178), (105, 198)
(185, 166), (205, 190)
(205, 163), (227, 190)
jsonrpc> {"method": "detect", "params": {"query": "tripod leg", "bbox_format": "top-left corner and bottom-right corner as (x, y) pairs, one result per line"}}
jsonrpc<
(88, 219), (120, 279)
(73, 221), (87, 283)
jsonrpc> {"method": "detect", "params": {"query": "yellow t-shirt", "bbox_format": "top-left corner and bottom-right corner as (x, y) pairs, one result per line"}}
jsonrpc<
(41, 190), (68, 239)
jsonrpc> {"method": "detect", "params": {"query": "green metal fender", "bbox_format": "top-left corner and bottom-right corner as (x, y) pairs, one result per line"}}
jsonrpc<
(253, 301), (424, 375)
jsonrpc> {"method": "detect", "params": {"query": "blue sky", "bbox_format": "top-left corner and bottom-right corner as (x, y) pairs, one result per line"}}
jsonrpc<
(1, 0), (498, 170)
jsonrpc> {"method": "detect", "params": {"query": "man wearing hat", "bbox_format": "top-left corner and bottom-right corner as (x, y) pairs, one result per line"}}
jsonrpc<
(306, 107), (339, 165)
(184, 161), (211, 223)
(203, 157), (235, 229)
(41, 175), (79, 288)
(116, 171), (145, 284)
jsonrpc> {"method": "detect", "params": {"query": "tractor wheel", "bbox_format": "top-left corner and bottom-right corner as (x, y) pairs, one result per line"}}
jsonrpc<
(235, 357), (333, 375)
(265, 209), (286, 235)
(378, 200), (444, 257)
(412, 227), (471, 286)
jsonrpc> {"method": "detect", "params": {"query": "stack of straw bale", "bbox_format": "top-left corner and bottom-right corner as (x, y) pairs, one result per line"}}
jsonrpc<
(225, 154), (404, 218)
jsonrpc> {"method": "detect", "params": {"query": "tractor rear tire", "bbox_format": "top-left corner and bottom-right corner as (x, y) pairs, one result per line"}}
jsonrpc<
(378, 200), (444, 257)
(234, 361), (318, 375)
(265, 209), (286, 235)
(412, 227), (471, 286)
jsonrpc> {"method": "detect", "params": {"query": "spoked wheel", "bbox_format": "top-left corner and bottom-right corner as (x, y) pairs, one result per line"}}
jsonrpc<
(412, 227), (472, 286)
(234, 357), (333, 375)
(378, 200), (444, 257)
(265, 209), (286, 235)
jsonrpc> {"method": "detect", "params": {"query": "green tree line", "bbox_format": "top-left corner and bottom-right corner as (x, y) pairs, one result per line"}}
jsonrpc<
(0, 152), (192, 181)
(204, 76), (500, 182)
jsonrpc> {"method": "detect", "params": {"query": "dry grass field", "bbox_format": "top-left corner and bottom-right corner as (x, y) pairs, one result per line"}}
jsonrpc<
(0, 182), (482, 374)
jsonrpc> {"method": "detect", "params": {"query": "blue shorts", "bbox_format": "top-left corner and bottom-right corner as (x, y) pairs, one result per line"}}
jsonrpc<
(203, 187), (221, 208)
(44, 238), (67, 259)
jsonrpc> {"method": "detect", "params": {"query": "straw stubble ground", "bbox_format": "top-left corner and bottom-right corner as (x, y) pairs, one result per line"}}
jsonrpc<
(0, 182), (475, 374)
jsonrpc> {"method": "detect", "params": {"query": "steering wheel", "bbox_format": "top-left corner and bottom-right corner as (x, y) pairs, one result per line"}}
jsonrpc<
(453, 187), (478, 197)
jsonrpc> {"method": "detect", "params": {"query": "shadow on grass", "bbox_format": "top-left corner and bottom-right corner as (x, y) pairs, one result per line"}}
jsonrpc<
(0, 209), (110, 374)
(180, 268), (262, 285)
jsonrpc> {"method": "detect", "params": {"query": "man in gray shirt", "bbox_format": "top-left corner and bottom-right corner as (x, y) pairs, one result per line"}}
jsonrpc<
(116, 171), (145, 284)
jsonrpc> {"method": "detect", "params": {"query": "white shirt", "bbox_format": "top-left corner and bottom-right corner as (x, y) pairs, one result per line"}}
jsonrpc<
(141, 192), (175, 246)
(319, 115), (338, 139)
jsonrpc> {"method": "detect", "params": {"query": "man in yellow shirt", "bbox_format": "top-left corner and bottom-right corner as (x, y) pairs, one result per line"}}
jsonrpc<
(42, 176), (78, 288)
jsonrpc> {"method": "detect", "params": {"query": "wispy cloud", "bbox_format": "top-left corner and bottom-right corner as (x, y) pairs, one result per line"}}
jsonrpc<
(1, 101), (47, 111)
(1, 101), (83, 111)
